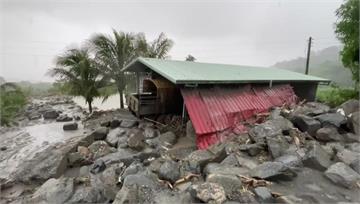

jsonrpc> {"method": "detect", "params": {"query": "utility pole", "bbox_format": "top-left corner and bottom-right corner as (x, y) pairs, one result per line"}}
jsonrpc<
(305, 36), (312, 75)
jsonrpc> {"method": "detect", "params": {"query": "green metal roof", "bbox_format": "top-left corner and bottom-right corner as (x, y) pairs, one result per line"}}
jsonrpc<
(123, 57), (330, 84)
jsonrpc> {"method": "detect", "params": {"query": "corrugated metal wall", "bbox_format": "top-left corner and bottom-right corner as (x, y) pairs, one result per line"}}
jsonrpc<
(181, 84), (297, 149)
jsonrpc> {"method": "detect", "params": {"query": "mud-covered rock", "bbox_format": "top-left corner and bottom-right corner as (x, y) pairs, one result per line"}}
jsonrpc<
(325, 162), (360, 189)
(253, 187), (274, 203)
(90, 159), (106, 174)
(127, 131), (145, 150)
(204, 163), (250, 177)
(303, 141), (332, 171)
(350, 159), (360, 174)
(67, 186), (106, 203)
(190, 182), (226, 204)
(206, 174), (242, 200)
(339, 99), (359, 116)
(110, 119), (121, 129)
(120, 120), (138, 128)
(249, 117), (293, 143)
(316, 126), (342, 142)
(90, 163), (122, 200)
(251, 161), (296, 180)
(292, 114), (321, 136)
(30, 177), (74, 203)
(275, 154), (303, 169)
(349, 111), (360, 134)
(158, 159), (180, 183)
(144, 127), (160, 139)
(315, 113), (347, 128)
(292, 102), (330, 116)
(90, 127), (109, 140)
(239, 143), (264, 156)
(43, 110), (59, 119)
(343, 133), (360, 143)
(106, 127), (126, 147)
(159, 131), (177, 146)
(335, 149), (359, 165)
(63, 122), (78, 131)
(88, 140), (115, 159)
(266, 134), (290, 158)
(56, 115), (73, 122)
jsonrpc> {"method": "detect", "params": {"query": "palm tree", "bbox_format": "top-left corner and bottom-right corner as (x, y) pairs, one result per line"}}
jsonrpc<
(91, 30), (173, 109)
(49, 48), (108, 113)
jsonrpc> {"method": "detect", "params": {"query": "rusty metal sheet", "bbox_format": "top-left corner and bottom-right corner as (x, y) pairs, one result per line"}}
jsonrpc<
(181, 84), (298, 149)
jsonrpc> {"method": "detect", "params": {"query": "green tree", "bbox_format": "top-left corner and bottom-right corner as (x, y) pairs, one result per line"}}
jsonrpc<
(91, 30), (173, 108)
(335, 0), (359, 89)
(49, 48), (109, 113)
(0, 83), (26, 126)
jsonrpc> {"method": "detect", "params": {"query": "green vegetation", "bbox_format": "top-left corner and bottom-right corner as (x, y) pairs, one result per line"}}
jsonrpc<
(0, 83), (27, 126)
(49, 48), (110, 113)
(317, 85), (359, 107)
(90, 30), (173, 108)
(335, 0), (359, 89)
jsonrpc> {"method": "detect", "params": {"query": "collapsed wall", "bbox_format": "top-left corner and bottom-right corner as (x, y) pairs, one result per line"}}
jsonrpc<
(181, 84), (298, 149)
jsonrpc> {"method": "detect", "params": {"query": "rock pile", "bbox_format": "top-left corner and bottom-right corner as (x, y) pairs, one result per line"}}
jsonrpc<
(2, 99), (360, 203)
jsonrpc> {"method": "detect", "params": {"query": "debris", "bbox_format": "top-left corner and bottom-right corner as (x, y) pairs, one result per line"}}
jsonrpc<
(325, 162), (360, 189)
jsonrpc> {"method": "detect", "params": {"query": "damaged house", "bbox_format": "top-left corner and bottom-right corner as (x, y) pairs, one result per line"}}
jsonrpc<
(123, 57), (330, 149)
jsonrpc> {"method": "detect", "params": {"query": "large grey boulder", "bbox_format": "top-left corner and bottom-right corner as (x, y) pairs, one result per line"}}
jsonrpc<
(302, 141), (332, 171)
(275, 154), (303, 169)
(63, 122), (78, 131)
(88, 141), (115, 159)
(315, 113), (347, 128)
(67, 187), (106, 203)
(248, 117), (293, 143)
(56, 115), (72, 122)
(190, 182), (226, 204)
(143, 127), (160, 139)
(339, 99), (359, 116)
(253, 187), (274, 203)
(206, 173), (242, 200)
(350, 159), (360, 174)
(43, 110), (59, 119)
(30, 177), (74, 203)
(127, 131), (145, 150)
(106, 127), (126, 147)
(349, 111), (360, 134)
(250, 161), (296, 180)
(204, 163), (250, 177)
(159, 131), (177, 146)
(158, 159), (180, 183)
(335, 149), (359, 165)
(120, 120), (138, 128)
(291, 102), (330, 116)
(315, 126), (342, 142)
(325, 162), (360, 189)
(266, 135), (289, 158)
(90, 127), (109, 140)
(292, 114), (321, 136)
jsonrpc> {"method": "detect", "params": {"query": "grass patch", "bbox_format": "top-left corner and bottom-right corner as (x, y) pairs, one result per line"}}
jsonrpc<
(316, 85), (359, 107)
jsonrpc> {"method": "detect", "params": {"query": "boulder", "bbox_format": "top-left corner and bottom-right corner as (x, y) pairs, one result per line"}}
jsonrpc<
(204, 163), (250, 177)
(250, 161), (296, 180)
(90, 127), (109, 140)
(121, 162), (145, 181)
(266, 135), (289, 158)
(67, 152), (90, 167)
(123, 170), (162, 190)
(335, 149), (359, 165)
(292, 114), (321, 136)
(56, 115), (72, 122)
(248, 117), (293, 143)
(28, 113), (42, 120)
(350, 159), (360, 174)
(106, 128), (126, 147)
(120, 120), (138, 128)
(127, 131), (145, 150)
(158, 159), (180, 183)
(184, 143), (227, 173)
(30, 177), (74, 203)
(43, 110), (59, 119)
(339, 99), (359, 116)
(275, 154), (303, 169)
(190, 182), (226, 204)
(88, 141), (115, 159)
(346, 142), (360, 153)
(343, 133), (360, 143)
(90, 159), (106, 174)
(63, 122), (78, 131)
(233, 153), (259, 170)
(302, 141), (332, 171)
(253, 187), (274, 203)
(206, 174), (242, 200)
(67, 187), (106, 203)
(325, 162), (360, 189)
(315, 113), (347, 128)
(292, 102), (330, 116)
(315, 126), (342, 142)
(159, 131), (177, 146)
(349, 111), (360, 134)
(144, 127), (160, 139)
(90, 163), (122, 200)
(239, 143), (263, 156)
(110, 119), (121, 128)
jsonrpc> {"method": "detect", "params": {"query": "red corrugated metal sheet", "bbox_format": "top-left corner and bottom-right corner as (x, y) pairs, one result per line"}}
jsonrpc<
(181, 84), (298, 149)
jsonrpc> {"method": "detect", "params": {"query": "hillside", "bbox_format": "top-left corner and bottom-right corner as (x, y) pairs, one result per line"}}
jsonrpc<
(273, 46), (354, 87)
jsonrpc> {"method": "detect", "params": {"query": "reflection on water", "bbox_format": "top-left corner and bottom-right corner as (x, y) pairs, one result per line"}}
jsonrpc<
(73, 94), (127, 110)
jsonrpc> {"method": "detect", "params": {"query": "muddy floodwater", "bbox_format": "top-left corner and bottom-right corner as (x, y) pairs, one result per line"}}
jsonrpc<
(73, 94), (126, 110)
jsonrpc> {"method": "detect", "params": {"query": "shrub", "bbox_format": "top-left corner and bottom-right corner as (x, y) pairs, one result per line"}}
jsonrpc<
(0, 83), (27, 126)
(317, 85), (359, 107)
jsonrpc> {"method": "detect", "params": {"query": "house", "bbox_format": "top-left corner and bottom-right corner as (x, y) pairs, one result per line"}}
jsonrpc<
(123, 57), (330, 148)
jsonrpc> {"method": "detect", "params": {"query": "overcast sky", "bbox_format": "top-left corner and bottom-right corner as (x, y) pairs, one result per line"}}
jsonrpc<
(1, 0), (343, 82)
